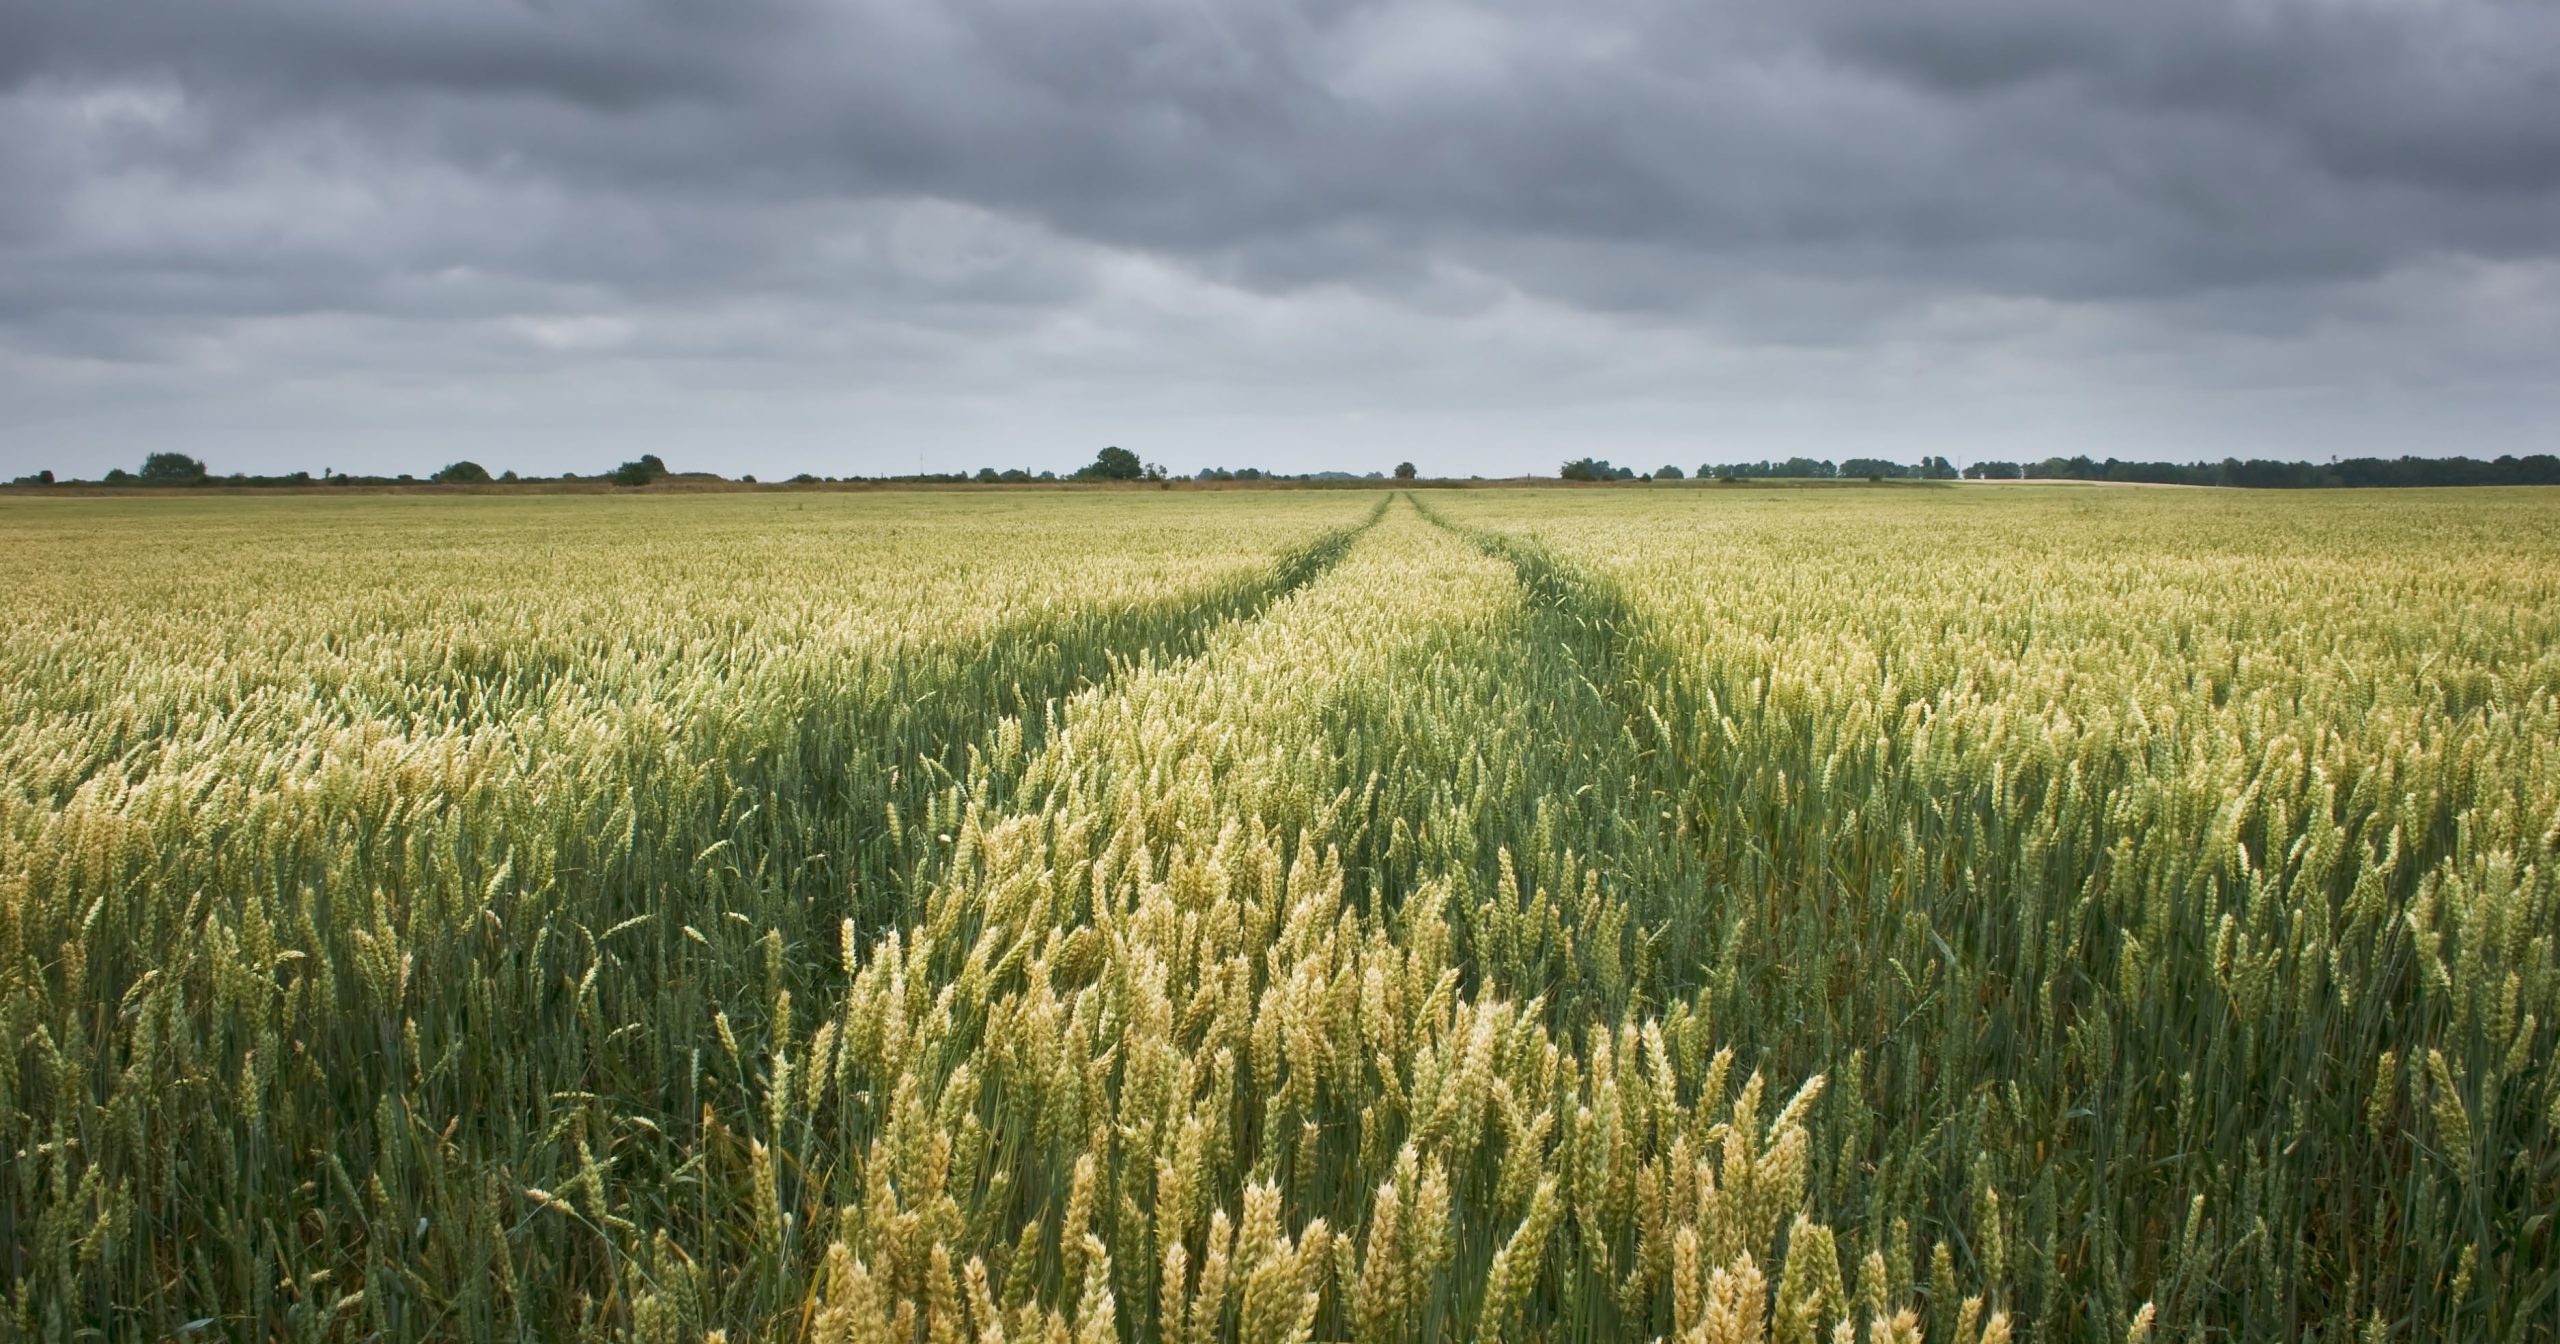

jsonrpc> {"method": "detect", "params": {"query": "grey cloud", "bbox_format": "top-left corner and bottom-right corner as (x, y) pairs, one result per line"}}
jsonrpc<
(1, 0), (2555, 477)
(1800, 0), (2560, 193)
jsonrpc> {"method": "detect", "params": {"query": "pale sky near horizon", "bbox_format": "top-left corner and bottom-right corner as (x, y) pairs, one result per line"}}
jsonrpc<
(4, 0), (2557, 481)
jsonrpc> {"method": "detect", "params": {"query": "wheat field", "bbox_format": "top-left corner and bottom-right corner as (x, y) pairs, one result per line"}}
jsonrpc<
(1, 488), (2553, 1341)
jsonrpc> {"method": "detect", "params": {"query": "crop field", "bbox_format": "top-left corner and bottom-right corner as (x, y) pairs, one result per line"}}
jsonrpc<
(1, 487), (2554, 1342)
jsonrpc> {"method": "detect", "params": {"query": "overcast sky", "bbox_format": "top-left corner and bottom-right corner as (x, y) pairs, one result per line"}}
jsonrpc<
(4, 0), (2556, 479)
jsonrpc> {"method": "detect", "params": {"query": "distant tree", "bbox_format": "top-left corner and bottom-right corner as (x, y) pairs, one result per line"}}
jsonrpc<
(1964, 461), (2024, 480)
(1560, 457), (1621, 482)
(105, 468), (133, 483)
(999, 468), (1033, 483)
(974, 467), (1002, 484)
(1654, 465), (1684, 480)
(1076, 446), (1145, 481)
(500, 470), (521, 483)
(432, 460), (493, 484)
(2029, 455), (2101, 481)
(9, 470), (53, 486)
(139, 452), (208, 483)
(609, 454), (668, 486)
(1394, 461), (1418, 481)
(1144, 461), (1169, 482)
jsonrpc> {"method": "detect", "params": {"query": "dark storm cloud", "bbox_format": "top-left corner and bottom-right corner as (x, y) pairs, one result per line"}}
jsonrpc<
(3, 0), (2555, 476)
(1804, 1), (2560, 193)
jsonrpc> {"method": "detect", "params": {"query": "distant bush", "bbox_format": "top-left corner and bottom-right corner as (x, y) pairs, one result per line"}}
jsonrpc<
(1073, 447), (1144, 481)
(609, 455), (669, 487)
(432, 461), (494, 484)
(1703, 458), (1839, 480)
(139, 452), (208, 483)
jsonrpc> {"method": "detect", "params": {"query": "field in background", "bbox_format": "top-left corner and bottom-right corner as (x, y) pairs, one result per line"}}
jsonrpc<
(1, 488), (2552, 1341)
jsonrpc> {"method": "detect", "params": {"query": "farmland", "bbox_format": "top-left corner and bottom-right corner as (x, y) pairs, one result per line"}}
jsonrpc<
(2, 487), (2554, 1341)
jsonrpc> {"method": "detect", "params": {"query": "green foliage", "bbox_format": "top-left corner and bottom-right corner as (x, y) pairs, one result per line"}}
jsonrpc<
(1560, 457), (1633, 481)
(139, 451), (207, 482)
(432, 460), (494, 484)
(1706, 458), (1841, 480)
(609, 453), (669, 486)
(1076, 445), (1145, 480)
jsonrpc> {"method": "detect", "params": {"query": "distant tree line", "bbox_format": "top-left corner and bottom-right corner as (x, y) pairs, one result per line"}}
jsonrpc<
(5, 446), (1396, 490)
(1560, 453), (2560, 488)
(1679, 457), (1964, 481)
(1559, 459), (1708, 481)
(21, 447), (2554, 492)
(1561, 456), (1966, 482)
(2017, 454), (2560, 488)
